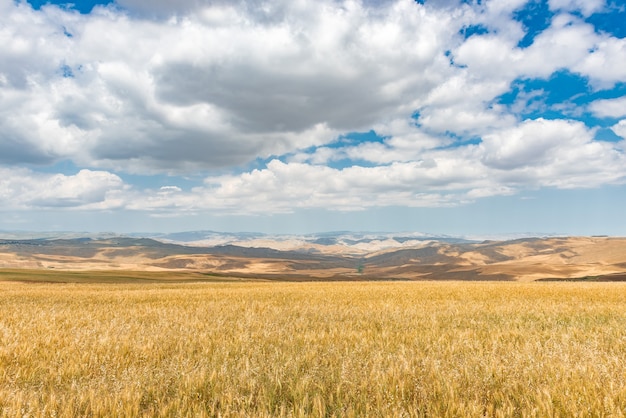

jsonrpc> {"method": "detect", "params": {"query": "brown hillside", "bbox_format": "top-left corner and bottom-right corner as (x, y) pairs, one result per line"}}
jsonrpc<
(0, 236), (625, 281)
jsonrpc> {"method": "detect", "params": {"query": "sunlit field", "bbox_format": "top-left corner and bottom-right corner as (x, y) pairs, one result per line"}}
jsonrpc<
(1, 279), (626, 417)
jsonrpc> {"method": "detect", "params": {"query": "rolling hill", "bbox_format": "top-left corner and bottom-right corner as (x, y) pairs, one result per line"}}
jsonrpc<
(1, 233), (625, 281)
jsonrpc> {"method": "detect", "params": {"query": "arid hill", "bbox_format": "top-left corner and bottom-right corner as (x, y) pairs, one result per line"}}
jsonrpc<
(1, 236), (625, 281)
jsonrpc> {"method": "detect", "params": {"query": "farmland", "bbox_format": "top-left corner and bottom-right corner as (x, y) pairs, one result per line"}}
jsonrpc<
(1, 279), (626, 416)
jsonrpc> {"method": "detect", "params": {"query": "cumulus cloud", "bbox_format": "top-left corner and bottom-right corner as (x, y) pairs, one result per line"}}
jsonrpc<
(1, 0), (625, 220)
(417, 12), (603, 138)
(454, 13), (597, 81)
(480, 119), (589, 169)
(590, 96), (626, 118)
(168, 123), (623, 214)
(0, 0), (462, 173)
(1, 128), (624, 217)
(116, 119), (624, 215)
(548, 0), (605, 17)
(612, 120), (626, 140)
(574, 36), (626, 88)
(0, 168), (126, 209)
(196, 159), (477, 213)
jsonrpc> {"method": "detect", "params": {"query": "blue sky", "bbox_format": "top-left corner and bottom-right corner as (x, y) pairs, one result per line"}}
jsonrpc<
(1, 0), (626, 236)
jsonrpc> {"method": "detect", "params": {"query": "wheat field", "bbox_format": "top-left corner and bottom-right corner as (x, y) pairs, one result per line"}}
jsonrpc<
(1, 280), (626, 417)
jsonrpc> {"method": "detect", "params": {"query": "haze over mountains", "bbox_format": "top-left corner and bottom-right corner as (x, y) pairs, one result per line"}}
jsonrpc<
(1, 231), (625, 281)
(147, 231), (477, 255)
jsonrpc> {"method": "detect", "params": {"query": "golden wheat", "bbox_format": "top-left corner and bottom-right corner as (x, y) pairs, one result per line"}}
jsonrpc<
(1, 280), (626, 417)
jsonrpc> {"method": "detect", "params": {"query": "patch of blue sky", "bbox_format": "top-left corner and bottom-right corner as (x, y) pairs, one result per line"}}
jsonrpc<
(258, 131), (390, 170)
(10, 184), (626, 235)
(118, 172), (204, 192)
(60, 64), (74, 78)
(589, 82), (626, 101)
(26, 0), (111, 13)
(497, 71), (626, 131)
(325, 158), (382, 170)
(29, 159), (80, 175)
(595, 128), (624, 142)
(444, 50), (467, 68)
(339, 130), (386, 145)
(320, 131), (388, 168)
(234, 156), (288, 175)
(586, 2), (626, 38)
(446, 184), (626, 236)
(513, 0), (553, 48)
(459, 24), (489, 39)
(192, 184), (626, 236)
(435, 134), (482, 150)
(516, 70), (591, 106)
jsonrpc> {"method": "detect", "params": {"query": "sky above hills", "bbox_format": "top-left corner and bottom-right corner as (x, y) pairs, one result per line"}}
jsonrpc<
(1, 0), (625, 235)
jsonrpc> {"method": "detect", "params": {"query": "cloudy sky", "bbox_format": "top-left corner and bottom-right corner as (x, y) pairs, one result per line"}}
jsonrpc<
(1, 0), (625, 235)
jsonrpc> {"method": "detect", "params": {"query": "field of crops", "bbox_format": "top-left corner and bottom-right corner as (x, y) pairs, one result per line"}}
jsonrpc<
(1, 279), (626, 417)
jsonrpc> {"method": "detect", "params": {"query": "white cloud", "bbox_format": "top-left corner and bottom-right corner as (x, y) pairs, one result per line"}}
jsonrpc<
(524, 14), (598, 75)
(159, 186), (182, 193)
(590, 96), (626, 118)
(574, 36), (626, 88)
(0, 168), (126, 209)
(477, 118), (626, 189)
(612, 120), (626, 140)
(3, 120), (624, 217)
(417, 72), (516, 136)
(196, 159), (478, 213)
(454, 35), (521, 80)
(1, 1), (619, 168)
(1, 0), (625, 221)
(0, 0), (465, 173)
(112, 118), (624, 215)
(454, 13), (597, 82)
(427, 13), (600, 139)
(480, 118), (590, 169)
(291, 119), (449, 165)
(186, 128), (624, 213)
(548, 0), (605, 17)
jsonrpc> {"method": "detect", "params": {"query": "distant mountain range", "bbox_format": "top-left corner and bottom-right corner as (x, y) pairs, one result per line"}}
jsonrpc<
(0, 232), (625, 281)
(140, 230), (477, 255)
(0, 229), (478, 255)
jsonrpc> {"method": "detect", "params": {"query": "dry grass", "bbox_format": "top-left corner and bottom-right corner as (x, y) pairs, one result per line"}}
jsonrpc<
(0, 269), (244, 284)
(1, 280), (626, 417)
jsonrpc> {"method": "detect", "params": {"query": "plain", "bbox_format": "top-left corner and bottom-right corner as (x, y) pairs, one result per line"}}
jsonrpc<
(1, 279), (626, 417)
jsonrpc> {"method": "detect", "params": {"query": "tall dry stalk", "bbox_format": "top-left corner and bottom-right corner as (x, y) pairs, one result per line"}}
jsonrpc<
(1, 281), (626, 417)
